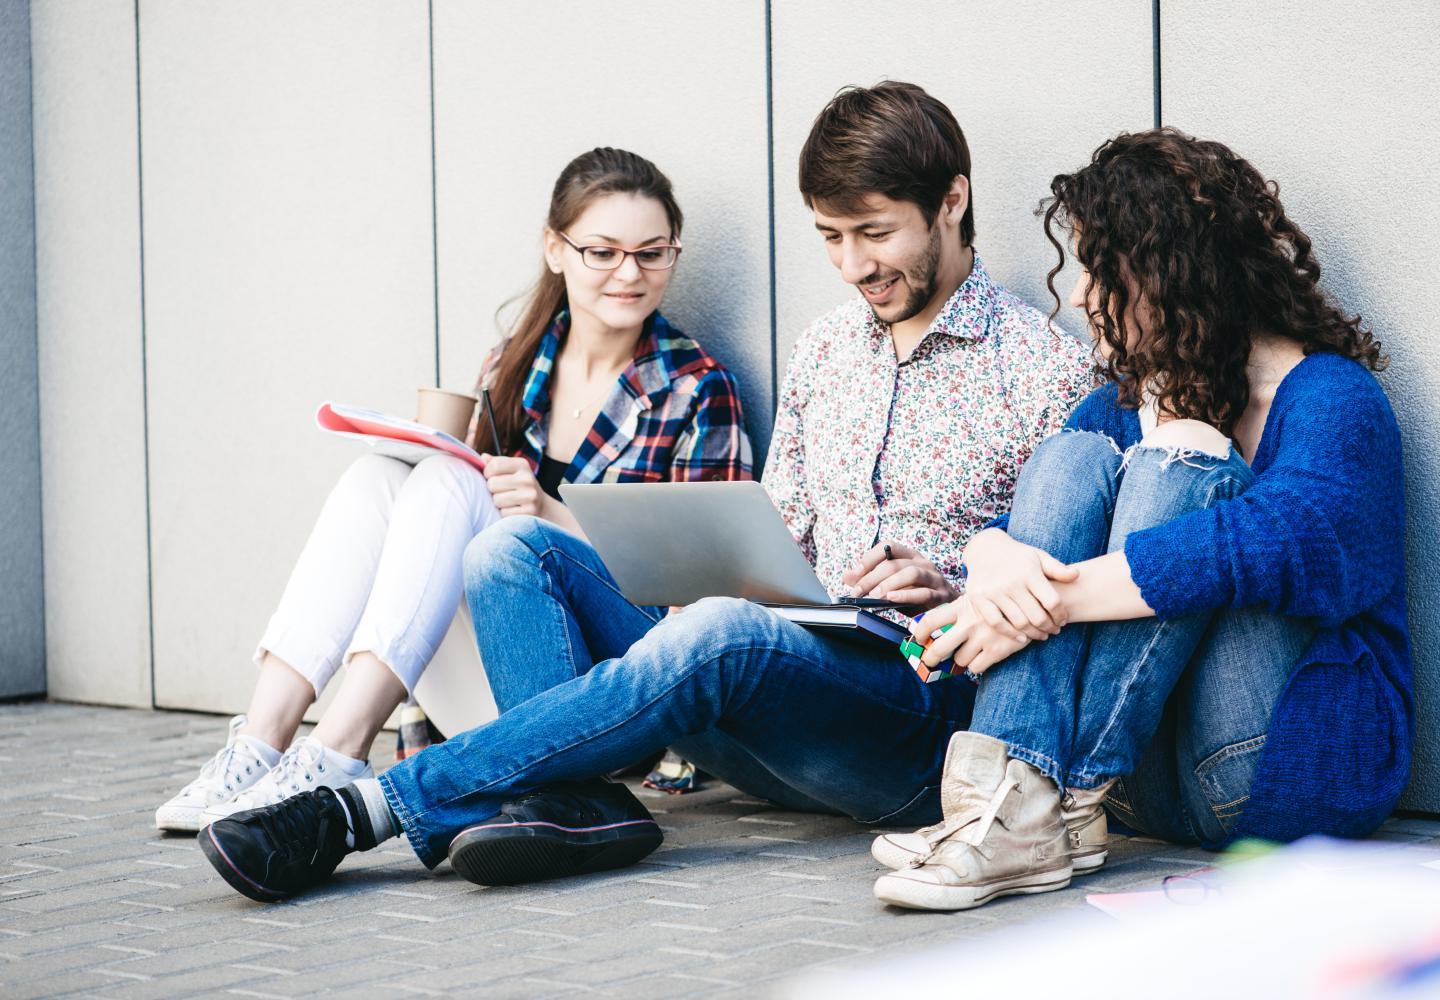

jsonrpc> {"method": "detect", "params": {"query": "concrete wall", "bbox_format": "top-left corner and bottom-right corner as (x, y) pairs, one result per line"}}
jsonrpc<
(0, 0), (44, 699)
(25, 2), (1440, 808)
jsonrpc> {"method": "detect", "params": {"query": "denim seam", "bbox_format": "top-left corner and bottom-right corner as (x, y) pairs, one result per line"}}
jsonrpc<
(1194, 734), (1267, 776)
(377, 770), (437, 866)
(534, 545), (583, 679)
(1066, 618), (1172, 787)
(861, 782), (939, 826)
(1004, 745), (1066, 789)
(536, 543), (664, 628)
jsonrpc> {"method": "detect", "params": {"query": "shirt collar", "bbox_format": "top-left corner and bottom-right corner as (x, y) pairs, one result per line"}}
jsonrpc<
(521, 309), (714, 423)
(865, 250), (998, 349)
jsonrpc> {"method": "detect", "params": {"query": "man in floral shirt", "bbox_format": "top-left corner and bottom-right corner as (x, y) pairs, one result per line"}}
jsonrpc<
(199, 82), (1098, 901)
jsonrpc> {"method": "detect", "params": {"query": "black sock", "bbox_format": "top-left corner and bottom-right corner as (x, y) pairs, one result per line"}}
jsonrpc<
(336, 785), (379, 852)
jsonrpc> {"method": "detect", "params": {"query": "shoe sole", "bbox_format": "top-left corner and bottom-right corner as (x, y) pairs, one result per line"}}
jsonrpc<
(448, 819), (662, 886)
(155, 805), (205, 833)
(198, 824), (288, 903)
(873, 837), (1108, 875)
(874, 864), (1072, 911)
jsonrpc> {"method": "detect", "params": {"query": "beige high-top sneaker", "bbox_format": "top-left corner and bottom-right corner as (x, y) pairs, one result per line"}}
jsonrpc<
(1061, 781), (1115, 873)
(873, 732), (1072, 911)
(872, 774), (1113, 874)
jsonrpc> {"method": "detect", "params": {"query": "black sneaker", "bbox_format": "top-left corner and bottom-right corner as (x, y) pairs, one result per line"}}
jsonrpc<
(199, 786), (351, 902)
(447, 779), (663, 886)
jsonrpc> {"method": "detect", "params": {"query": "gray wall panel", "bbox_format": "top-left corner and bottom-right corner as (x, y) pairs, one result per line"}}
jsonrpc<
(1161, 0), (1440, 809)
(770, 0), (1152, 384)
(31, 0), (150, 707)
(431, 1), (775, 456)
(0, 0), (44, 698)
(141, 1), (436, 713)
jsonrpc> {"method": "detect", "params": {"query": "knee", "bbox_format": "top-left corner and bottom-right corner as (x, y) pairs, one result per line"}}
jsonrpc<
(462, 515), (548, 590)
(1028, 429), (1124, 474)
(337, 453), (410, 495)
(1138, 419), (1230, 458)
(654, 597), (778, 662)
(406, 454), (479, 496)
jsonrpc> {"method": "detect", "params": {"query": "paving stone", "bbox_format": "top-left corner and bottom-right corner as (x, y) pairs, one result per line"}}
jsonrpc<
(4, 702), (1437, 998)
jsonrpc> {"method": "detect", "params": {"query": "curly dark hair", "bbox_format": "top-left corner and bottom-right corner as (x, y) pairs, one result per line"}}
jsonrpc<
(1041, 128), (1384, 435)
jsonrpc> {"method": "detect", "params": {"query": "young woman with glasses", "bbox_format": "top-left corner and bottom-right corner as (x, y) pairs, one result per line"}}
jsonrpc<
(156, 148), (752, 833)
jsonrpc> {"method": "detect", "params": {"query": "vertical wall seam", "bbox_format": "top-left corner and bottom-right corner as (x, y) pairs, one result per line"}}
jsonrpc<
(134, 0), (157, 708)
(25, 0), (48, 695)
(428, 0), (440, 387)
(764, 0), (778, 421)
(1152, 0), (1162, 128)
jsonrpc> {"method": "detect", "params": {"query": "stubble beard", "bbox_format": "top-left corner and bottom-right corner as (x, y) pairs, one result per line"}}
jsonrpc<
(868, 222), (943, 326)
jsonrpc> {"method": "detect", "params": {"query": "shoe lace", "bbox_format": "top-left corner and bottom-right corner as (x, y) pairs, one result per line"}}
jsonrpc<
(909, 776), (1021, 867)
(251, 788), (342, 866)
(189, 741), (259, 796)
(268, 740), (327, 795)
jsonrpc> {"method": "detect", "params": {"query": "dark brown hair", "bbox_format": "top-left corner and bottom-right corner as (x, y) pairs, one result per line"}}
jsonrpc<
(798, 81), (974, 245)
(486, 147), (682, 452)
(1042, 128), (1384, 435)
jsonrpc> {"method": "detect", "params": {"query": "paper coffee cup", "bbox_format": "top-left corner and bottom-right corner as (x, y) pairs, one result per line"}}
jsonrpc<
(416, 388), (478, 441)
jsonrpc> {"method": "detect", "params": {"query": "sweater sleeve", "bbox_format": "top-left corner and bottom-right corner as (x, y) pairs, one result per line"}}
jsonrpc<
(1124, 360), (1405, 625)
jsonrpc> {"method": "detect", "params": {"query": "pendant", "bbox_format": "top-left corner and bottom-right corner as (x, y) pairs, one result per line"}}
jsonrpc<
(571, 407), (583, 419)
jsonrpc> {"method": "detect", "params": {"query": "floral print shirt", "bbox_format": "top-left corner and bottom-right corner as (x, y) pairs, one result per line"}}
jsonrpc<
(764, 253), (1099, 601)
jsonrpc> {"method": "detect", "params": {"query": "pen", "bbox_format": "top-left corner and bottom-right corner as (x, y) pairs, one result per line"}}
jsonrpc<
(480, 387), (503, 455)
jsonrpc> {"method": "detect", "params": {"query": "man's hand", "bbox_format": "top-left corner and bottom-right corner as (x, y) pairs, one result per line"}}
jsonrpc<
(842, 541), (957, 610)
(481, 455), (555, 519)
(910, 596), (1034, 676)
(961, 528), (1078, 637)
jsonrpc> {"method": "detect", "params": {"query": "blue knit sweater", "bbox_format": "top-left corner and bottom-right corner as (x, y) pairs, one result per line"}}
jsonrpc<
(1060, 352), (1412, 842)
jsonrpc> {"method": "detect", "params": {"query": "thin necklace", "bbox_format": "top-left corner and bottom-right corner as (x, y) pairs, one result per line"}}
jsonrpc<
(567, 379), (617, 420)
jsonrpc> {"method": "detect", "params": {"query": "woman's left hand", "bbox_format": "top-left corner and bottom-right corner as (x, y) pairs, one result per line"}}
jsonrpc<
(481, 455), (555, 519)
(912, 596), (1037, 676)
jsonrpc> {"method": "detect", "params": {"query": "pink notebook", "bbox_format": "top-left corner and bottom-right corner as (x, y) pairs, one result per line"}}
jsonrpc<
(316, 401), (487, 473)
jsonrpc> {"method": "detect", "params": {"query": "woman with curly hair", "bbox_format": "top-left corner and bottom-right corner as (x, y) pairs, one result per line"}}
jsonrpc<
(873, 128), (1411, 911)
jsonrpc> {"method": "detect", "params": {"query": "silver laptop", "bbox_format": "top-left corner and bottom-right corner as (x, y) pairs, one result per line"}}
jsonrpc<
(559, 480), (835, 607)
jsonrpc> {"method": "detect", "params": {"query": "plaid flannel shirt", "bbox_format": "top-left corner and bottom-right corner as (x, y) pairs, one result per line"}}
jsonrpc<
(477, 310), (753, 485)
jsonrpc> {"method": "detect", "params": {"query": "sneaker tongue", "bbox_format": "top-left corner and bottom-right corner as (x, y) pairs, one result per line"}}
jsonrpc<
(939, 732), (1011, 822)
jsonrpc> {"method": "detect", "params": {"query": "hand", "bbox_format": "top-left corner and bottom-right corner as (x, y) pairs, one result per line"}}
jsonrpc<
(842, 541), (957, 610)
(481, 455), (555, 519)
(961, 528), (1078, 638)
(911, 596), (1035, 676)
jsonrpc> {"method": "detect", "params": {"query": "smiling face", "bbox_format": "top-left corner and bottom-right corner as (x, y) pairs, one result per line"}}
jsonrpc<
(813, 194), (948, 326)
(544, 192), (677, 336)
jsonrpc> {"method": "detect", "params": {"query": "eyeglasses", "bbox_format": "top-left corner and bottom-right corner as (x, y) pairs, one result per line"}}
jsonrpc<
(558, 232), (682, 271)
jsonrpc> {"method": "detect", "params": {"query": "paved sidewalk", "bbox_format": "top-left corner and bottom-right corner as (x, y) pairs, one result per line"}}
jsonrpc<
(2, 702), (1436, 998)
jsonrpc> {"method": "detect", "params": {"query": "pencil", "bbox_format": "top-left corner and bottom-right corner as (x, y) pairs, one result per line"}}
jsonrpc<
(480, 387), (503, 455)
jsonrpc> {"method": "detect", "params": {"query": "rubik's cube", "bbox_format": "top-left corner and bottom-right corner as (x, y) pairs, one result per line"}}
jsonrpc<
(900, 623), (957, 683)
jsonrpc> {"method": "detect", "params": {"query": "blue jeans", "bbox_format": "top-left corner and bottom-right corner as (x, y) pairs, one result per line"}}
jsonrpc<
(378, 517), (977, 866)
(970, 431), (1314, 846)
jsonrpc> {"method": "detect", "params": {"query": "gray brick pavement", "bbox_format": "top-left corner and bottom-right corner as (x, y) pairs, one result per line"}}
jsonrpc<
(2, 702), (1436, 998)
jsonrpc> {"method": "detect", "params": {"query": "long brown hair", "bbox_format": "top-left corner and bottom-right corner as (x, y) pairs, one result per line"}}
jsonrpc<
(486, 147), (683, 452)
(1041, 128), (1384, 435)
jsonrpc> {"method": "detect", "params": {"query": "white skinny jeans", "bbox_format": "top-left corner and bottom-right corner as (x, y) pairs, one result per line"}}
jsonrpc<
(255, 454), (501, 696)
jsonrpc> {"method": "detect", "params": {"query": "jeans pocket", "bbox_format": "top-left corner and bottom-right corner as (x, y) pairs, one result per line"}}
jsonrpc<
(1193, 735), (1267, 833)
(860, 783), (940, 826)
(1104, 777), (1135, 816)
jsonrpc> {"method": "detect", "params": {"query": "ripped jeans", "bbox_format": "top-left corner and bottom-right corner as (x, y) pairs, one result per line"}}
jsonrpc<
(969, 431), (1313, 846)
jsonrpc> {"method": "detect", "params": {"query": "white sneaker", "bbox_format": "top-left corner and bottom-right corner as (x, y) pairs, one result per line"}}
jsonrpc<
(154, 715), (274, 832)
(200, 737), (373, 825)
